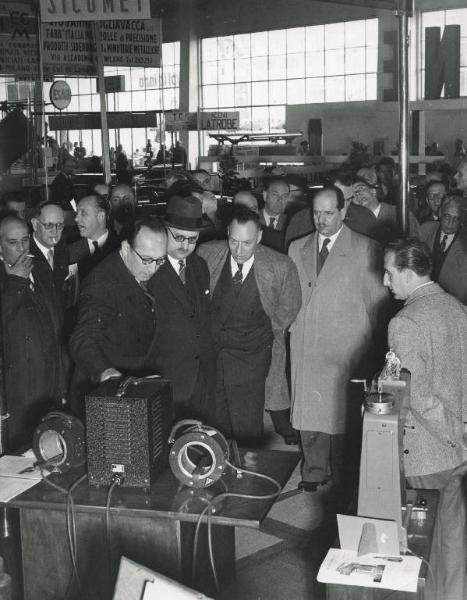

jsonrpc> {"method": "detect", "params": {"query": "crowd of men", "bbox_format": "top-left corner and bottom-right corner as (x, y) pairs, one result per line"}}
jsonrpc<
(0, 155), (466, 600)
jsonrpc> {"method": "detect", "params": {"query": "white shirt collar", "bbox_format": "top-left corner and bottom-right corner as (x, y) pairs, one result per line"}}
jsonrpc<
(262, 208), (280, 226)
(33, 235), (54, 260)
(230, 253), (254, 280)
(168, 254), (185, 273)
(318, 225), (343, 252)
(372, 203), (382, 218)
(87, 230), (109, 254)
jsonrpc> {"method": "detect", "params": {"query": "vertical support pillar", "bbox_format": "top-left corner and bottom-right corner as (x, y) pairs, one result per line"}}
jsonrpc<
(396, 0), (410, 235)
(178, 0), (199, 169)
(93, 22), (112, 185)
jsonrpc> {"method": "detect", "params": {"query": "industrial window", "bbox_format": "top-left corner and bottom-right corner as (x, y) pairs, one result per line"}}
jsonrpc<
(201, 19), (378, 133)
(416, 9), (467, 98)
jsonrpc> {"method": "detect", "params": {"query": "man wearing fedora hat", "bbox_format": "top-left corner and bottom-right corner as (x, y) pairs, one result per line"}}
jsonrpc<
(147, 195), (216, 423)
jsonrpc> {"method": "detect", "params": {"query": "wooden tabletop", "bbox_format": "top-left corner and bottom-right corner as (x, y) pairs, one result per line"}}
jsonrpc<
(9, 448), (300, 529)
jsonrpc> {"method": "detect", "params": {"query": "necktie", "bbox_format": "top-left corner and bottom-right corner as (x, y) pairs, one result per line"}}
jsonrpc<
(440, 234), (448, 253)
(178, 260), (186, 284)
(47, 248), (54, 270)
(92, 241), (100, 255)
(232, 262), (243, 289)
(269, 217), (276, 230)
(318, 238), (331, 274)
(28, 273), (35, 292)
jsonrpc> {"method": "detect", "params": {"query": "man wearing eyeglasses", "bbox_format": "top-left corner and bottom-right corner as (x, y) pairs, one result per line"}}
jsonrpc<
(70, 217), (167, 416)
(147, 195), (216, 424)
(30, 201), (70, 310)
(420, 194), (467, 304)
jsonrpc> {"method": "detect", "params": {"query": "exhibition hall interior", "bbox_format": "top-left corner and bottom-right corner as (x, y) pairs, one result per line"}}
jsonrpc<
(0, 0), (465, 599)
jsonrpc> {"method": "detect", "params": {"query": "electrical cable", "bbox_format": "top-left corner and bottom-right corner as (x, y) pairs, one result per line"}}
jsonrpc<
(191, 462), (282, 591)
(105, 477), (123, 596)
(405, 548), (434, 583)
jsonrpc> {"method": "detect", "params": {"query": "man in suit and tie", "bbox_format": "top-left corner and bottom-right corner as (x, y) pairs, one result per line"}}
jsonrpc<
(352, 178), (420, 243)
(384, 238), (467, 600)
(289, 185), (388, 493)
(198, 206), (301, 442)
(30, 201), (70, 310)
(420, 194), (467, 304)
(68, 194), (119, 281)
(260, 177), (289, 231)
(70, 217), (167, 415)
(0, 216), (68, 451)
(147, 195), (216, 424)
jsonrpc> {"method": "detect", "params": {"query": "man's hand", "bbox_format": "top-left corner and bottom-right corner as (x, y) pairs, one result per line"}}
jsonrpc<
(3, 253), (33, 279)
(100, 368), (122, 382)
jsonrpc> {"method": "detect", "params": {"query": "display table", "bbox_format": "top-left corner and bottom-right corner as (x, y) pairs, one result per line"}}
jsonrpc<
(325, 489), (438, 600)
(8, 449), (299, 600)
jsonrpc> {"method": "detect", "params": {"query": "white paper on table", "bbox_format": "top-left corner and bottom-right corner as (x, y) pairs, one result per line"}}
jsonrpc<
(142, 577), (212, 600)
(317, 548), (422, 593)
(0, 455), (43, 480)
(0, 477), (42, 503)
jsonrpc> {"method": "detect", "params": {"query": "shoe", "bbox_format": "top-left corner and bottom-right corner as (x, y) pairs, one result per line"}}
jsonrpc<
(282, 431), (299, 445)
(298, 480), (328, 493)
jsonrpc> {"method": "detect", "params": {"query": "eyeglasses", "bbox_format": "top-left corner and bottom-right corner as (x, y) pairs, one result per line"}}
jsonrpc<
(38, 221), (65, 231)
(132, 246), (167, 266)
(167, 228), (198, 245)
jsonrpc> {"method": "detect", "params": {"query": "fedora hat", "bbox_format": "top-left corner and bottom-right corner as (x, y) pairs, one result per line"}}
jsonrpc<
(164, 195), (208, 231)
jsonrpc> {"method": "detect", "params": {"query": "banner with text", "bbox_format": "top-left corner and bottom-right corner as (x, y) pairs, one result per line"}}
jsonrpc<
(40, 0), (151, 23)
(200, 111), (240, 131)
(0, 2), (38, 78)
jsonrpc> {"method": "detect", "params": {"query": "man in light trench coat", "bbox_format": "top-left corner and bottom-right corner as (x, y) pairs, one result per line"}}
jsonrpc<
(289, 185), (388, 493)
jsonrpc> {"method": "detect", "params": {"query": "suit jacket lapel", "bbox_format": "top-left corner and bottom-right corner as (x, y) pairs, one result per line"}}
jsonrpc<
(159, 261), (193, 313)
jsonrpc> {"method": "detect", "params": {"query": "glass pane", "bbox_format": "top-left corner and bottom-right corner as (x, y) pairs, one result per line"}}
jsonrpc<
(251, 106), (269, 131)
(116, 91), (132, 111)
(345, 20), (366, 48)
(218, 36), (234, 60)
(461, 38), (467, 67)
(235, 82), (251, 106)
(173, 42), (180, 64)
(287, 78), (306, 104)
(251, 31), (268, 56)
(162, 43), (175, 66)
(366, 47), (378, 73)
(92, 130), (102, 156)
(144, 68), (159, 88)
(132, 129), (146, 156)
(366, 19), (378, 47)
(306, 25), (324, 52)
(252, 56), (268, 80)
(287, 53), (305, 78)
(203, 61), (218, 85)
(325, 23), (345, 49)
(325, 49), (345, 76)
(218, 60), (234, 83)
(306, 78), (325, 103)
(345, 47), (366, 74)
(238, 106), (252, 130)
(460, 67), (467, 96)
(445, 8), (467, 26)
(234, 33), (250, 58)
(78, 95), (92, 111)
(218, 83), (234, 107)
(345, 74), (366, 101)
(119, 129), (132, 155)
(131, 68), (145, 89)
(287, 27), (305, 53)
(269, 80), (286, 104)
(269, 29), (287, 55)
(366, 73), (377, 100)
(325, 76), (345, 102)
(165, 66), (179, 89)
(269, 54), (286, 80)
(81, 130), (92, 154)
(203, 85), (218, 107)
(67, 78), (79, 95)
(147, 89), (161, 110)
(92, 95), (101, 111)
(235, 58), (251, 82)
(306, 51), (325, 77)
(270, 105), (285, 131)
(163, 87), (177, 110)
(252, 81), (268, 105)
(67, 96), (80, 112)
(132, 90), (146, 110)
(78, 78), (92, 94)
(202, 38), (218, 61)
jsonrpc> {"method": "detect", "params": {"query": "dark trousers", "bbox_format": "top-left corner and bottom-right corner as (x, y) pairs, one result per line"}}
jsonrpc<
(299, 431), (345, 484)
(215, 346), (272, 440)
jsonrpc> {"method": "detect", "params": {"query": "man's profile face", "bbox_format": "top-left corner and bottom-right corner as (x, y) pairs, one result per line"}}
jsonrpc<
(123, 227), (167, 282)
(313, 190), (344, 237)
(440, 202), (462, 236)
(426, 183), (446, 216)
(263, 181), (289, 216)
(75, 197), (106, 240)
(166, 227), (199, 260)
(32, 204), (64, 249)
(454, 163), (467, 191)
(0, 220), (30, 266)
(6, 200), (26, 220)
(352, 182), (375, 209)
(228, 219), (262, 264)
(383, 252), (409, 300)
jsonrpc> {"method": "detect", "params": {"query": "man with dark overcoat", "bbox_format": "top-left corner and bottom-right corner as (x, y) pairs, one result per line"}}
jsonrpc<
(0, 216), (67, 451)
(198, 206), (301, 442)
(147, 195), (216, 424)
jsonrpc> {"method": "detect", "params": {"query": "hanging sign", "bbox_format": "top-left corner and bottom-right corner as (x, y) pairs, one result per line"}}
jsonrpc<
(165, 111), (198, 131)
(200, 111), (240, 131)
(40, 0), (151, 23)
(49, 80), (72, 109)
